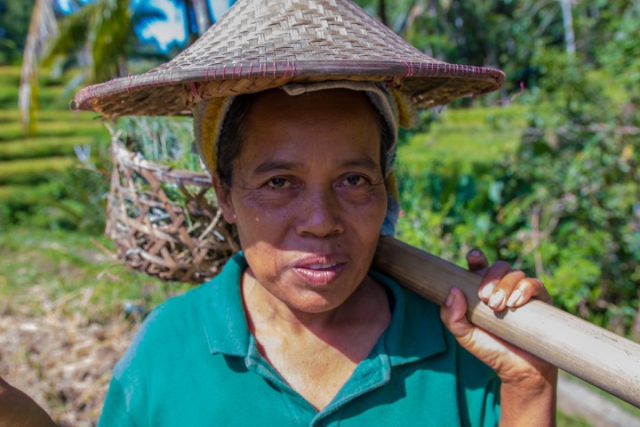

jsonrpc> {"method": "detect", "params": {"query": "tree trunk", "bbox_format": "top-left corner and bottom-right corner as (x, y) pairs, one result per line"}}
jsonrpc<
(19, 0), (58, 136)
(633, 291), (640, 342)
(191, 0), (212, 35)
(560, 0), (576, 56)
(378, 0), (388, 27)
(398, 0), (423, 38)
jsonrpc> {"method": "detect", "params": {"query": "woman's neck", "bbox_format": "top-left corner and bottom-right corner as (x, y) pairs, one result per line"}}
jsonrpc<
(240, 270), (392, 410)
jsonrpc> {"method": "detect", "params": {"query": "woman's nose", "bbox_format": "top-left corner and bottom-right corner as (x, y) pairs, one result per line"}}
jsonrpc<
(295, 186), (344, 238)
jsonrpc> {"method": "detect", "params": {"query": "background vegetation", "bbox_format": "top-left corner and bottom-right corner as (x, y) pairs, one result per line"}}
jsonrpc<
(0, 0), (638, 425)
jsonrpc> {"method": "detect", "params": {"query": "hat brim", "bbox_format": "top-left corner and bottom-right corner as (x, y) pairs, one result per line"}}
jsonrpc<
(74, 59), (504, 119)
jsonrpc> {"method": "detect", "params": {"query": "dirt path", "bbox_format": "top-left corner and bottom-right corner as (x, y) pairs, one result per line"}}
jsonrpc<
(558, 375), (640, 427)
(1, 303), (639, 426)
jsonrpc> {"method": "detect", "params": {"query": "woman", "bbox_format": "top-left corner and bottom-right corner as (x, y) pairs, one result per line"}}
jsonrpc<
(3, 0), (557, 425)
(94, 85), (556, 426)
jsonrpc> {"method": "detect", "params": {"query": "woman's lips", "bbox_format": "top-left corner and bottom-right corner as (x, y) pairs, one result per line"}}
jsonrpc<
(291, 256), (347, 286)
(293, 264), (346, 286)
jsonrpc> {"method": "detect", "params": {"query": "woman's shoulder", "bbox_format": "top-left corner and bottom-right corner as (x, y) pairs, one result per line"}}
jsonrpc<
(114, 254), (248, 372)
(146, 253), (247, 327)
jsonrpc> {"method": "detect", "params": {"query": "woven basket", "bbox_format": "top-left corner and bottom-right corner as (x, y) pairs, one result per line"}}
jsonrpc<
(106, 138), (239, 284)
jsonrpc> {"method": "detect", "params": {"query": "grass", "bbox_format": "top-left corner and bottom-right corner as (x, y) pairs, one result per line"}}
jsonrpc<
(0, 66), (66, 89)
(0, 228), (192, 323)
(0, 120), (107, 141)
(0, 109), (103, 123)
(0, 66), (21, 82)
(0, 157), (76, 185)
(0, 72), (81, 112)
(0, 87), (70, 110)
(0, 136), (96, 160)
(397, 104), (528, 172)
(556, 412), (592, 427)
(0, 181), (64, 203)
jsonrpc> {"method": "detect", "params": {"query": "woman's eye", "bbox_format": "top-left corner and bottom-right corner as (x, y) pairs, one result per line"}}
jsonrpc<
(267, 177), (290, 189)
(342, 175), (366, 187)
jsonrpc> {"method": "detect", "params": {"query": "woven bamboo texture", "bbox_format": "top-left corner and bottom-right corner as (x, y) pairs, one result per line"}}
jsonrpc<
(74, 0), (504, 118)
(107, 139), (238, 284)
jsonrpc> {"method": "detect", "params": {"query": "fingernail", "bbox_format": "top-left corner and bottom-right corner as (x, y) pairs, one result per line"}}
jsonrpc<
(479, 282), (494, 300)
(506, 289), (523, 308)
(489, 290), (505, 309)
(445, 288), (456, 308)
(469, 249), (481, 257)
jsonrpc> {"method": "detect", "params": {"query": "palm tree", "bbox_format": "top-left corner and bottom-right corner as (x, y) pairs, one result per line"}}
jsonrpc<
(42, 0), (166, 84)
(19, 0), (58, 135)
(169, 0), (213, 45)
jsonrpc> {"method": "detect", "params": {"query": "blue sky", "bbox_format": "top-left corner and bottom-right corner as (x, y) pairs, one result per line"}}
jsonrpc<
(56, 0), (233, 50)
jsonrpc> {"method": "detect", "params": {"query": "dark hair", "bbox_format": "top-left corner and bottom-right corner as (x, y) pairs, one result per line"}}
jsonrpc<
(216, 91), (394, 189)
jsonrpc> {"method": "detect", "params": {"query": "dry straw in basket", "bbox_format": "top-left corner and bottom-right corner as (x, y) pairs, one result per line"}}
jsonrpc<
(107, 138), (238, 284)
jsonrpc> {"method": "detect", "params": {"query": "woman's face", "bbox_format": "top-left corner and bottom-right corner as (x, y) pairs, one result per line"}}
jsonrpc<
(214, 89), (388, 314)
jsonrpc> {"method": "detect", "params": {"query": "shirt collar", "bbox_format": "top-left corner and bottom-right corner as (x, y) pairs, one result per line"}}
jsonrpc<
(202, 253), (446, 363)
(202, 252), (251, 357)
(369, 269), (447, 366)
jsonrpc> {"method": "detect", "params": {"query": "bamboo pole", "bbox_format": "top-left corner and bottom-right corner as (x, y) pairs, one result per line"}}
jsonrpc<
(374, 236), (640, 408)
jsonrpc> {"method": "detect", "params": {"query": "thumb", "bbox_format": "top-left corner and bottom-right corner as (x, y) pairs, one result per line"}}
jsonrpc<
(440, 287), (474, 339)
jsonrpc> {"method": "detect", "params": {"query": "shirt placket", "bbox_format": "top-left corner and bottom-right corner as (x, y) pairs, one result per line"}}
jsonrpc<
(311, 341), (392, 427)
(245, 335), (318, 427)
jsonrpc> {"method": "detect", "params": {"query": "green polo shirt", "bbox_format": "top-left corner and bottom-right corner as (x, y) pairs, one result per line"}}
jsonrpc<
(98, 253), (500, 426)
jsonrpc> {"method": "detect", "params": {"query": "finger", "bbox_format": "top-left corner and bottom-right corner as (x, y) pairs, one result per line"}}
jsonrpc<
(506, 277), (552, 308)
(477, 260), (511, 303)
(487, 269), (526, 311)
(466, 249), (489, 274)
(440, 287), (473, 339)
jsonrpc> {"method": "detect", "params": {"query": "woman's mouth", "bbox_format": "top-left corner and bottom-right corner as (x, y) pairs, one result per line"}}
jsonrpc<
(292, 258), (347, 286)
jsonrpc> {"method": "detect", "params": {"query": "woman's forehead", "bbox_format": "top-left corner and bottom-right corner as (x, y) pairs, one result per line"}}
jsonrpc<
(235, 89), (383, 171)
(245, 88), (380, 128)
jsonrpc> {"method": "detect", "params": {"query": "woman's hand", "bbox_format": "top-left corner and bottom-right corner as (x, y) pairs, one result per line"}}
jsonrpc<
(440, 249), (557, 427)
(0, 377), (56, 427)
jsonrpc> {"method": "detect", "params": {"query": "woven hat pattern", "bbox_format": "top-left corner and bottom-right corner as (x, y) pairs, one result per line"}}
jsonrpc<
(74, 0), (504, 118)
(158, 0), (428, 66)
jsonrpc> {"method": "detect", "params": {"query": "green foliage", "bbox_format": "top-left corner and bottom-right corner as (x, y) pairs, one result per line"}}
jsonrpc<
(0, 84), (68, 111)
(0, 0), (35, 64)
(0, 136), (93, 160)
(397, 104), (527, 173)
(0, 63), (112, 233)
(113, 116), (201, 170)
(0, 228), (192, 321)
(0, 109), (95, 123)
(397, 48), (640, 335)
(43, 0), (168, 86)
(498, 50), (639, 332)
(0, 157), (76, 185)
(0, 120), (105, 141)
(0, 146), (111, 233)
(556, 412), (592, 427)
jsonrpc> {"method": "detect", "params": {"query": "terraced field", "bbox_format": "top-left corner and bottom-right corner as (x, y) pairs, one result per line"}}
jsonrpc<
(0, 66), (109, 217)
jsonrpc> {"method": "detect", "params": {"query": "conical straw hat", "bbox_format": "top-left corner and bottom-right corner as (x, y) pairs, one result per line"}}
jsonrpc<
(74, 0), (505, 118)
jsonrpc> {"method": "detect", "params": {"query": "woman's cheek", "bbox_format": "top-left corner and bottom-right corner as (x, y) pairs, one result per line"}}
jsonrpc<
(338, 184), (387, 210)
(240, 187), (300, 211)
